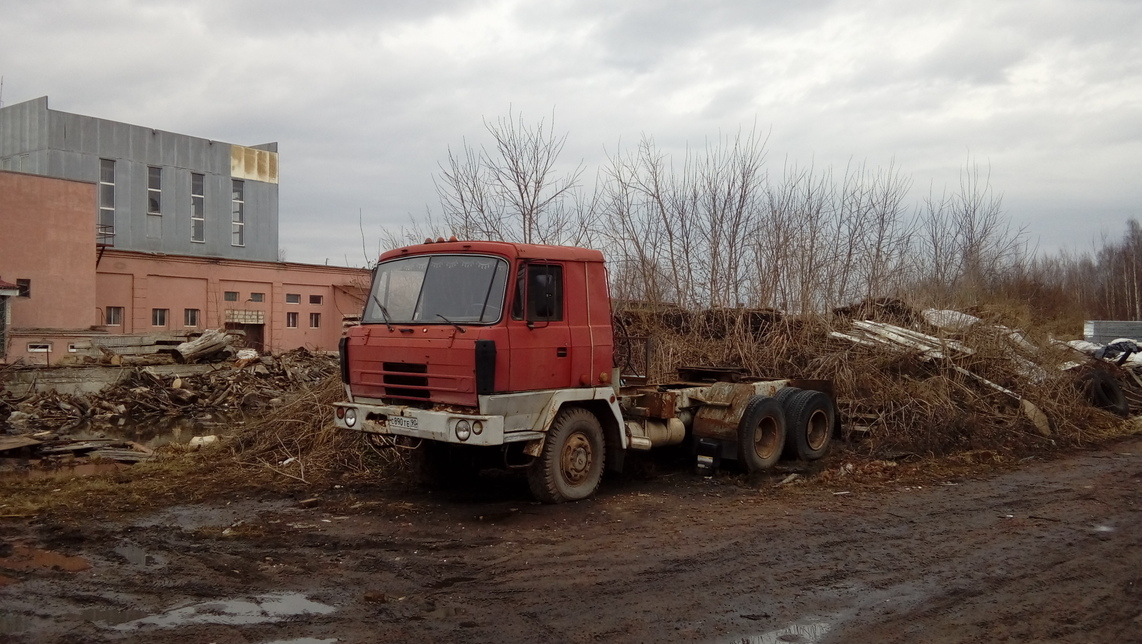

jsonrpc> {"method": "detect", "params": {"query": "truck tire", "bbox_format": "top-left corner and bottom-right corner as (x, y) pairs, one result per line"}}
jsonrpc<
(774, 386), (802, 407)
(528, 407), (605, 503)
(737, 396), (786, 472)
(785, 390), (835, 461)
(1081, 370), (1130, 417)
(774, 387), (802, 458)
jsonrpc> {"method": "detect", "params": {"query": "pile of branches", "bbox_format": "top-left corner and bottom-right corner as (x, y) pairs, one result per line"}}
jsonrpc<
(1, 348), (338, 434)
(642, 300), (1131, 458)
(227, 376), (407, 485)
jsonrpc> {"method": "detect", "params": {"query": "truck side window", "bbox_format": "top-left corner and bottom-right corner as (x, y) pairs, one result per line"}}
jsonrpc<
(511, 264), (563, 322)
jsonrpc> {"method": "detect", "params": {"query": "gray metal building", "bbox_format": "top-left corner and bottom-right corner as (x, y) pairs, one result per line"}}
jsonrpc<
(0, 96), (279, 262)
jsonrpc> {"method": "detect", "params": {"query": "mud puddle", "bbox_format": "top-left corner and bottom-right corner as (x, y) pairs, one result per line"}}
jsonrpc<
(728, 618), (833, 644)
(0, 459), (124, 481)
(68, 412), (242, 449)
(111, 592), (336, 630)
(0, 544), (91, 572)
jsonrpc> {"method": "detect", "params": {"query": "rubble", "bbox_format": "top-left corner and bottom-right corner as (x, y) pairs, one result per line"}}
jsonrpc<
(0, 347), (337, 436)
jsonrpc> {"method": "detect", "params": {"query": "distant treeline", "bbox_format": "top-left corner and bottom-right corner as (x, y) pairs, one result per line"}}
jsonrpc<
(383, 111), (1140, 334)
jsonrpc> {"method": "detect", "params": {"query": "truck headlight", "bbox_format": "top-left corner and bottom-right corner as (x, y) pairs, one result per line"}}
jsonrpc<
(343, 407), (357, 428)
(455, 419), (471, 441)
(472, 420), (484, 435)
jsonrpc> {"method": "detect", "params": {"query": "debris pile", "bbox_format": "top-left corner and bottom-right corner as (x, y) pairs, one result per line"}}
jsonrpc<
(1, 348), (338, 435)
(648, 299), (1136, 457)
(225, 375), (402, 485)
(0, 434), (154, 463)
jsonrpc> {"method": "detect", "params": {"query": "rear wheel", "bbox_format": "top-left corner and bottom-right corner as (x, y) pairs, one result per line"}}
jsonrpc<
(785, 390), (835, 461)
(775, 387), (802, 458)
(737, 396), (786, 472)
(774, 386), (801, 407)
(528, 407), (605, 503)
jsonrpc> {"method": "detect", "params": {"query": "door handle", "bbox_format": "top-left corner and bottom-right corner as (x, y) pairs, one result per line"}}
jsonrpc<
(556, 347), (568, 357)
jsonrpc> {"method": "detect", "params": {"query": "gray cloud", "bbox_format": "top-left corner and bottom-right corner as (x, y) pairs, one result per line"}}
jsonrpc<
(2, 0), (1140, 264)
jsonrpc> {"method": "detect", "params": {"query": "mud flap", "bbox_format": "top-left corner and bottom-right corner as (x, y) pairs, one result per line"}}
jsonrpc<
(694, 437), (722, 474)
(523, 437), (545, 458)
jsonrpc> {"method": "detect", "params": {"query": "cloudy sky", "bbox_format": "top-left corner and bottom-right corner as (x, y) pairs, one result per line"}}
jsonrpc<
(2, 0), (1140, 266)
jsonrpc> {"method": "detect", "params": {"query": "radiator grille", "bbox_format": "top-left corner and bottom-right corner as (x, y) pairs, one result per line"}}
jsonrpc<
(382, 362), (429, 399)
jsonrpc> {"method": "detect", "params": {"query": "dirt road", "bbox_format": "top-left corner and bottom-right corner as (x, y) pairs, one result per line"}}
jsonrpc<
(2, 439), (1140, 643)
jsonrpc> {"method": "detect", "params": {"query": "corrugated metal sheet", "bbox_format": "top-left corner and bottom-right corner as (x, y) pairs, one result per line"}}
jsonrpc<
(1084, 320), (1142, 343)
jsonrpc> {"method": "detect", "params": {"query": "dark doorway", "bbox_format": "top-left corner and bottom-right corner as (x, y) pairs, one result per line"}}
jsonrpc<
(225, 323), (265, 353)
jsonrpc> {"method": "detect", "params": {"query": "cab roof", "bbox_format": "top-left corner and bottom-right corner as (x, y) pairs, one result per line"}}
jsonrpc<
(379, 240), (604, 263)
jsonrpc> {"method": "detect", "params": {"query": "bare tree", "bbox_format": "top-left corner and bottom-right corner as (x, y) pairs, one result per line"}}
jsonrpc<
(434, 109), (597, 246)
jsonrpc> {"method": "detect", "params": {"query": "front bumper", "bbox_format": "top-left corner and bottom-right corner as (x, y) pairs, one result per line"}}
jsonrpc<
(333, 401), (516, 446)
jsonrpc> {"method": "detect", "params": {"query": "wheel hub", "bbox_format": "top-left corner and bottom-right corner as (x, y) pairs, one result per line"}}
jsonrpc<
(753, 417), (779, 458)
(561, 433), (593, 485)
(806, 409), (829, 450)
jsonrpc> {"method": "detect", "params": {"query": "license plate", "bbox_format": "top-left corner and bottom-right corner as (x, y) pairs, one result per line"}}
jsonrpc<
(388, 416), (418, 430)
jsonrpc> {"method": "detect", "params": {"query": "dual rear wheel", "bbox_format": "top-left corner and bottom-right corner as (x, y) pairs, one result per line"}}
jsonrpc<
(737, 388), (835, 472)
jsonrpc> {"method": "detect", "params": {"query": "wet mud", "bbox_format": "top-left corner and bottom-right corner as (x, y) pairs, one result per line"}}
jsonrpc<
(1, 439), (1140, 643)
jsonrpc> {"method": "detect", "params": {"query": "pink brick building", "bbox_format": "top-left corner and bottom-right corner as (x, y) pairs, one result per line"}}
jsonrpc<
(0, 168), (367, 365)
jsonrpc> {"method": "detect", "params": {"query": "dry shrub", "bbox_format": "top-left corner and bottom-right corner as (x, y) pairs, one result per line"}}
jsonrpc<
(628, 303), (1128, 459)
(228, 376), (407, 485)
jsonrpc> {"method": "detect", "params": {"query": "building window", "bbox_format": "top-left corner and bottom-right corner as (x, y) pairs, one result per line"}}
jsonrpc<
(99, 159), (115, 240)
(224, 291), (239, 302)
(249, 292), (264, 302)
(105, 307), (124, 326)
(309, 313), (321, 328)
(16, 279), (30, 298)
(231, 180), (245, 247)
(184, 308), (200, 327)
(286, 293), (301, 304)
(152, 308), (168, 327)
(27, 343), (52, 353)
(286, 312), (299, 328)
(147, 166), (162, 214)
(191, 172), (205, 243)
(309, 294), (323, 305)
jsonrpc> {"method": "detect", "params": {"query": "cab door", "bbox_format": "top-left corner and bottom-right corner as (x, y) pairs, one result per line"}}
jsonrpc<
(506, 262), (572, 391)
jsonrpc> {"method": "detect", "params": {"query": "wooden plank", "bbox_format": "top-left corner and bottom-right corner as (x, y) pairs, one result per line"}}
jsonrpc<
(39, 439), (117, 455)
(87, 449), (154, 463)
(0, 436), (42, 452)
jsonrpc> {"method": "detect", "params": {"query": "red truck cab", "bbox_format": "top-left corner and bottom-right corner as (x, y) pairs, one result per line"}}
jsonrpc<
(342, 240), (614, 407)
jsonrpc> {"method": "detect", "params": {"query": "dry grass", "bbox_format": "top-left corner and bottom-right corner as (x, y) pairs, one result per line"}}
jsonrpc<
(225, 376), (403, 485)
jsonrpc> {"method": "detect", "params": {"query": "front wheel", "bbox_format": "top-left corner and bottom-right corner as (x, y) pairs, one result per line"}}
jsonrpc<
(528, 407), (605, 503)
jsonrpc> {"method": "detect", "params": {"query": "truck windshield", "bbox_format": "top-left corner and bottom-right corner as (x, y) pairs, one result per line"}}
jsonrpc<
(363, 254), (510, 325)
